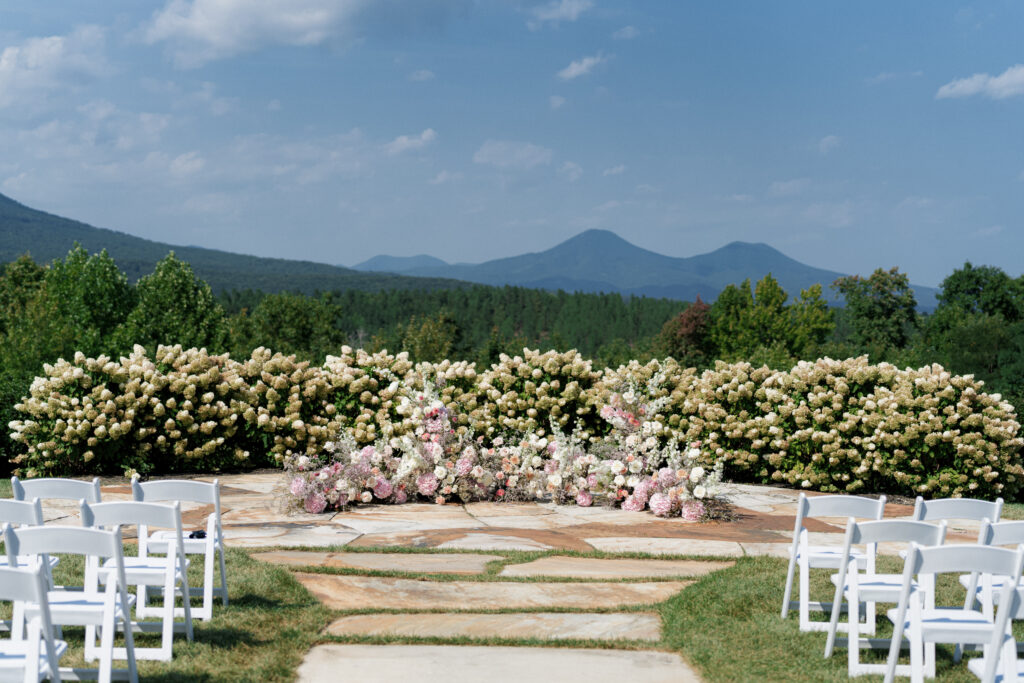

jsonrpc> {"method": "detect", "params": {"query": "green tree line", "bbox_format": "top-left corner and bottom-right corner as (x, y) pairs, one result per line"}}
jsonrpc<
(2, 246), (1022, 473)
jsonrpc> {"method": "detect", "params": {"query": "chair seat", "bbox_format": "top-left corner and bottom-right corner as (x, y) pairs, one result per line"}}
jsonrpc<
(958, 573), (1023, 602)
(802, 546), (868, 569)
(99, 557), (189, 586)
(887, 606), (995, 641)
(0, 638), (68, 677)
(967, 653), (1021, 682)
(147, 530), (220, 555)
(831, 572), (905, 601)
(0, 556), (59, 571)
(24, 591), (135, 626)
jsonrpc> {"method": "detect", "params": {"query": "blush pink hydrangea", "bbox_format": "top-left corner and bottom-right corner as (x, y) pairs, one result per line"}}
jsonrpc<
(648, 492), (672, 517)
(416, 472), (439, 496)
(682, 499), (705, 521)
(304, 491), (327, 514)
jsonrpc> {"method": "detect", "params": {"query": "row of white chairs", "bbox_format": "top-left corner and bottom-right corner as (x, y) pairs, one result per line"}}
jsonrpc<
(781, 492), (1022, 682)
(0, 477), (229, 682)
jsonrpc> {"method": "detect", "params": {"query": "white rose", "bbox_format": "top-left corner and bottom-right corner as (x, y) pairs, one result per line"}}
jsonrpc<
(297, 455), (310, 468)
(689, 467), (705, 483)
(693, 485), (707, 499)
(627, 476), (639, 488)
(548, 474), (562, 487)
(688, 447), (700, 458)
(434, 465), (447, 479)
(531, 456), (543, 468)
(614, 475), (626, 486)
(611, 461), (626, 475)
(360, 491), (373, 503)
(628, 460), (642, 474)
(335, 480), (346, 490)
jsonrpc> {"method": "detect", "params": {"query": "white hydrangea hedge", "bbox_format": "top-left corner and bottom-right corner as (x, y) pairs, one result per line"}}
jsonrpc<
(9, 345), (1023, 500)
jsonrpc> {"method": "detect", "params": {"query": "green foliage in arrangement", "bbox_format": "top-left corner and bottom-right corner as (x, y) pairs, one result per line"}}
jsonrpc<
(9, 346), (1022, 501)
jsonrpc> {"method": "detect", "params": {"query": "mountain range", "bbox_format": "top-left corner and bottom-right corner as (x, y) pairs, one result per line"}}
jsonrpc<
(0, 192), (466, 295)
(0, 190), (938, 308)
(353, 230), (940, 309)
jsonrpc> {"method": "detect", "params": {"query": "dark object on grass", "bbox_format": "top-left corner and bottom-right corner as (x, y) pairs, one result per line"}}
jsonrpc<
(189, 530), (207, 539)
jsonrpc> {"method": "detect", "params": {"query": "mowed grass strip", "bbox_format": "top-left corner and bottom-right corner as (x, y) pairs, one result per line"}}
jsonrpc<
(662, 555), (1024, 682)
(1, 547), (331, 682)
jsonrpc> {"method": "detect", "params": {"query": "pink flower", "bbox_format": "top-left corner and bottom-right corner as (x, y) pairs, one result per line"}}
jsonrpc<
(682, 499), (705, 522)
(586, 473), (598, 489)
(649, 492), (672, 517)
(455, 457), (473, 476)
(658, 467), (677, 485)
(289, 477), (306, 497)
(360, 446), (375, 459)
(394, 489), (408, 504)
(622, 495), (646, 512)
(304, 491), (327, 514)
(373, 478), (393, 500)
(576, 490), (593, 507)
(416, 473), (439, 496)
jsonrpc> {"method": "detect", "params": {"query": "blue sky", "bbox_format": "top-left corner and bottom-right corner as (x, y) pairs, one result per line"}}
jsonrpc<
(0, 1), (1022, 288)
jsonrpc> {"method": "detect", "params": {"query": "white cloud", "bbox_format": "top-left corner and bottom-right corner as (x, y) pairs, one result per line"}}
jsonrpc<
(768, 178), (810, 197)
(803, 201), (854, 229)
(596, 200), (620, 211)
(527, 0), (592, 30)
(896, 195), (933, 210)
(974, 224), (1004, 237)
(602, 164), (625, 176)
(409, 69), (435, 82)
(936, 64), (1024, 99)
(634, 183), (660, 194)
(557, 53), (607, 80)
(169, 150), (206, 177)
(144, 0), (468, 67)
(0, 25), (108, 108)
(865, 70), (922, 85)
(612, 25), (640, 40)
(727, 193), (753, 203)
(429, 170), (461, 185)
(549, 95), (566, 109)
(817, 135), (841, 155)
(473, 140), (552, 169)
(191, 81), (236, 115)
(383, 128), (437, 155)
(267, 99), (282, 111)
(559, 161), (583, 181)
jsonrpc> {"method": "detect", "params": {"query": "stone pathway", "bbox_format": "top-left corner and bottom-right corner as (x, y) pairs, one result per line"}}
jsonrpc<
(34, 472), (988, 682)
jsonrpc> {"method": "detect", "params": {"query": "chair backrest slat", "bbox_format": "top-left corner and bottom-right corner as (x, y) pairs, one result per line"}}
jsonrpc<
(12, 476), (102, 503)
(82, 500), (181, 531)
(850, 519), (947, 547)
(4, 524), (121, 560)
(802, 493), (886, 520)
(913, 543), (1020, 577)
(0, 562), (46, 603)
(979, 520), (1024, 547)
(133, 478), (219, 505)
(0, 497), (44, 526)
(912, 496), (1003, 523)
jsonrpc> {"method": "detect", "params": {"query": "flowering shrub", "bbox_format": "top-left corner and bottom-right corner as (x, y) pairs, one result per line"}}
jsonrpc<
(474, 349), (603, 439)
(9, 345), (1022, 500)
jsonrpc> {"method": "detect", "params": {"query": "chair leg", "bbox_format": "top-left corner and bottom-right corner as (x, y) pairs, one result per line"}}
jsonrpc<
(799, 558), (811, 631)
(848, 591), (860, 674)
(782, 551), (797, 619)
(217, 544), (228, 607)
(202, 546), (215, 620)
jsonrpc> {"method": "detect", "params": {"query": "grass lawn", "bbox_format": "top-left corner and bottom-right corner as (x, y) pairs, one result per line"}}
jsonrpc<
(1, 548), (331, 682)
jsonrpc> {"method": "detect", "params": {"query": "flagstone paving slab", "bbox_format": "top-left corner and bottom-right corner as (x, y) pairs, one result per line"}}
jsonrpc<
(253, 550), (501, 574)
(585, 537), (745, 557)
(347, 528), (590, 551)
(294, 574), (691, 610)
(326, 612), (663, 641)
(499, 556), (734, 579)
(297, 645), (701, 683)
(223, 524), (360, 548)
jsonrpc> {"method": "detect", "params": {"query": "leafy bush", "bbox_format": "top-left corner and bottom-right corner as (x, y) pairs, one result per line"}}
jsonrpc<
(8, 346), (1023, 500)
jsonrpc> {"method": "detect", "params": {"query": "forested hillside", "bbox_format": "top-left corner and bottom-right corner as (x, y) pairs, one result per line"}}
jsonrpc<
(0, 192), (467, 295)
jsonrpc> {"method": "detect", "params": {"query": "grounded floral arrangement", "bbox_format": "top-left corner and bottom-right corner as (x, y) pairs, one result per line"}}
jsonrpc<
(286, 378), (727, 519)
(9, 346), (1024, 504)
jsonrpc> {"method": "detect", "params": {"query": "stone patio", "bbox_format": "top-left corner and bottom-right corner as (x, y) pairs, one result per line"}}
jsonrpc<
(32, 472), (986, 682)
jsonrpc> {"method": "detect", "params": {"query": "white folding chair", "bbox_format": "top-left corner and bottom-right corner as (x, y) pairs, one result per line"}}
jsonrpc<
(132, 479), (227, 620)
(0, 499), (59, 574)
(0, 558), (67, 683)
(824, 519), (947, 678)
(81, 501), (194, 661)
(911, 496), (1003, 524)
(4, 525), (139, 683)
(967, 585), (1024, 682)
(781, 493), (887, 631)
(11, 477), (102, 507)
(884, 544), (1024, 683)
